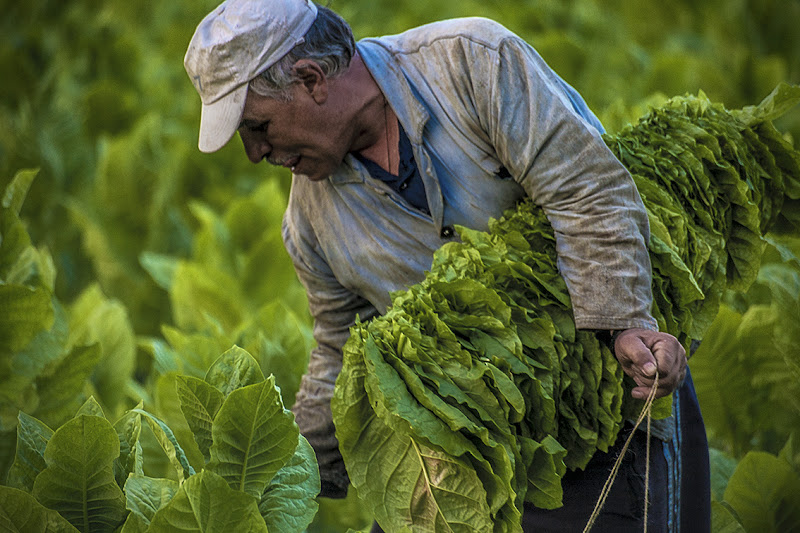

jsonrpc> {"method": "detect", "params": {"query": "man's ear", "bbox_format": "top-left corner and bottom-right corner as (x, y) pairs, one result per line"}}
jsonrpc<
(292, 59), (327, 104)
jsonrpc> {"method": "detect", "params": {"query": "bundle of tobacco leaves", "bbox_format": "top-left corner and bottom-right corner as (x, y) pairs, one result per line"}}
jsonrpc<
(332, 84), (800, 533)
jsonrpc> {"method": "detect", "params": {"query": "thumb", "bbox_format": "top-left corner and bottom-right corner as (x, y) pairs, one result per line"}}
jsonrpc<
(616, 331), (658, 378)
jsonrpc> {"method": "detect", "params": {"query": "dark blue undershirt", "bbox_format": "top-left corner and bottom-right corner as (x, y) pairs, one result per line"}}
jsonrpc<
(354, 121), (430, 215)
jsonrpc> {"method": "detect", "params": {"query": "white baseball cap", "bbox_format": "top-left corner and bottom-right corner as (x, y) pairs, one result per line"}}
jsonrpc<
(184, 0), (318, 152)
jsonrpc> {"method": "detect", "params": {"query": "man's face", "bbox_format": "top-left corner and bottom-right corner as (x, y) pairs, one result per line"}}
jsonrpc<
(237, 84), (347, 182)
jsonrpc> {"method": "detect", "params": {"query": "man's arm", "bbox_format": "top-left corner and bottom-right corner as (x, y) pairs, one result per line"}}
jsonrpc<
(282, 215), (379, 497)
(475, 32), (685, 395)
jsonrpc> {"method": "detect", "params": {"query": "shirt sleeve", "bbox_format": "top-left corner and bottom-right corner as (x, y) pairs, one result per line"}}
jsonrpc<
(476, 35), (658, 331)
(281, 212), (380, 497)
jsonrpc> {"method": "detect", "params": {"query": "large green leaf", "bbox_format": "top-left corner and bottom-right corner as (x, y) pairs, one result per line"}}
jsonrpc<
(208, 376), (298, 498)
(32, 415), (127, 533)
(259, 435), (320, 533)
(123, 474), (178, 526)
(0, 429), (15, 485)
(333, 349), (495, 533)
(0, 485), (79, 533)
(6, 411), (54, 491)
(723, 451), (800, 533)
(175, 375), (224, 463)
(203, 345), (264, 397)
(360, 423), (493, 533)
(147, 470), (268, 532)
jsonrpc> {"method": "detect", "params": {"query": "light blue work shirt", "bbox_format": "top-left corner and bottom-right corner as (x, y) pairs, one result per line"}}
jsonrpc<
(282, 18), (661, 489)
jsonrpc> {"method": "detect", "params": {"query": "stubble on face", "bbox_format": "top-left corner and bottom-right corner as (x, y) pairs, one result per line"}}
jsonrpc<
(241, 54), (387, 182)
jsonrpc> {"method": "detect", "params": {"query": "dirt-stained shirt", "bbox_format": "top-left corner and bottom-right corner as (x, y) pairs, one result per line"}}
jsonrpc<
(282, 17), (660, 492)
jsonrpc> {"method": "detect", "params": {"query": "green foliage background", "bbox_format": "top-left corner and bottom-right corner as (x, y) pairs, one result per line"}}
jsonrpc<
(1, 0), (799, 531)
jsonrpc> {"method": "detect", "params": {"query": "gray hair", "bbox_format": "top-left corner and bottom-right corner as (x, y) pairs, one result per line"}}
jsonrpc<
(248, 4), (355, 100)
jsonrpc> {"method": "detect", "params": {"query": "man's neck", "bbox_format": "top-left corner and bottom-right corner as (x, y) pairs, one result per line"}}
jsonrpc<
(341, 53), (400, 174)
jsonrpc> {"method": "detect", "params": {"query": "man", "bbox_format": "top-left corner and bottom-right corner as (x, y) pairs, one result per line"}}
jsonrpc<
(184, 0), (709, 531)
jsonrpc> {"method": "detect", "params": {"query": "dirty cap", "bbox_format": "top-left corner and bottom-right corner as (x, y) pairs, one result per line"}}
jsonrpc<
(184, 0), (318, 152)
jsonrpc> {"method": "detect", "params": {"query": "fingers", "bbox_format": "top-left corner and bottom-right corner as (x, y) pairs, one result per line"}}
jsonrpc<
(614, 329), (687, 399)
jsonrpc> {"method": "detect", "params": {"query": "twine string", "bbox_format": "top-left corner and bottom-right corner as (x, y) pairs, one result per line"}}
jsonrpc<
(582, 373), (660, 533)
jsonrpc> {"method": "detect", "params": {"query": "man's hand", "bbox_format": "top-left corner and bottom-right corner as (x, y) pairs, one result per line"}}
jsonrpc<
(613, 328), (687, 399)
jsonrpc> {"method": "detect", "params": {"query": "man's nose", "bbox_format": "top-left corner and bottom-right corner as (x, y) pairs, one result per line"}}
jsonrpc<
(240, 132), (271, 164)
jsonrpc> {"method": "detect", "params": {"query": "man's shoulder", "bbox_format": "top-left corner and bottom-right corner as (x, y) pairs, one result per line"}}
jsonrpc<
(362, 17), (518, 53)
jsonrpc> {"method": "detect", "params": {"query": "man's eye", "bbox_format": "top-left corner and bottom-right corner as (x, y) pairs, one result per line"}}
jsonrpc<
(238, 121), (268, 133)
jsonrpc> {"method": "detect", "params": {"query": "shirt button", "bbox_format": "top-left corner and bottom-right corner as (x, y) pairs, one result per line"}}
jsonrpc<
(399, 182), (408, 190)
(440, 226), (454, 239)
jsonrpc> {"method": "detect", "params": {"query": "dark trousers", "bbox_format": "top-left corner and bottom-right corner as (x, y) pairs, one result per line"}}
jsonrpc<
(667, 368), (711, 533)
(372, 369), (710, 532)
(521, 422), (666, 532)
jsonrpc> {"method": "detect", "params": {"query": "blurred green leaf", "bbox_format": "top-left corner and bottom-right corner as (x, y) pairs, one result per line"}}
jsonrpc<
(68, 284), (136, 414)
(34, 343), (102, 429)
(723, 451), (800, 533)
(2, 169), (38, 215)
(140, 251), (179, 291)
(711, 501), (746, 533)
(0, 284), (53, 354)
(6, 412), (53, 492)
(709, 447), (739, 501)
(0, 485), (80, 532)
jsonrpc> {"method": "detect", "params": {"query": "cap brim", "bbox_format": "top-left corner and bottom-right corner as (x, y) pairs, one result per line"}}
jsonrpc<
(198, 84), (248, 153)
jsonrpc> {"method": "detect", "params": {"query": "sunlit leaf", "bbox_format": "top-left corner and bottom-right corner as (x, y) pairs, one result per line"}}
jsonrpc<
(147, 470), (267, 532)
(208, 376), (297, 498)
(259, 435), (320, 533)
(176, 375), (224, 463)
(32, 415), (127, 532)
(203, 345), (264, 397)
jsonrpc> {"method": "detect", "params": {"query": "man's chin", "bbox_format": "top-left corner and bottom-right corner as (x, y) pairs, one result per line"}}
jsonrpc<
(290, 156), (341, 182)
(294, 162), (334, 182)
